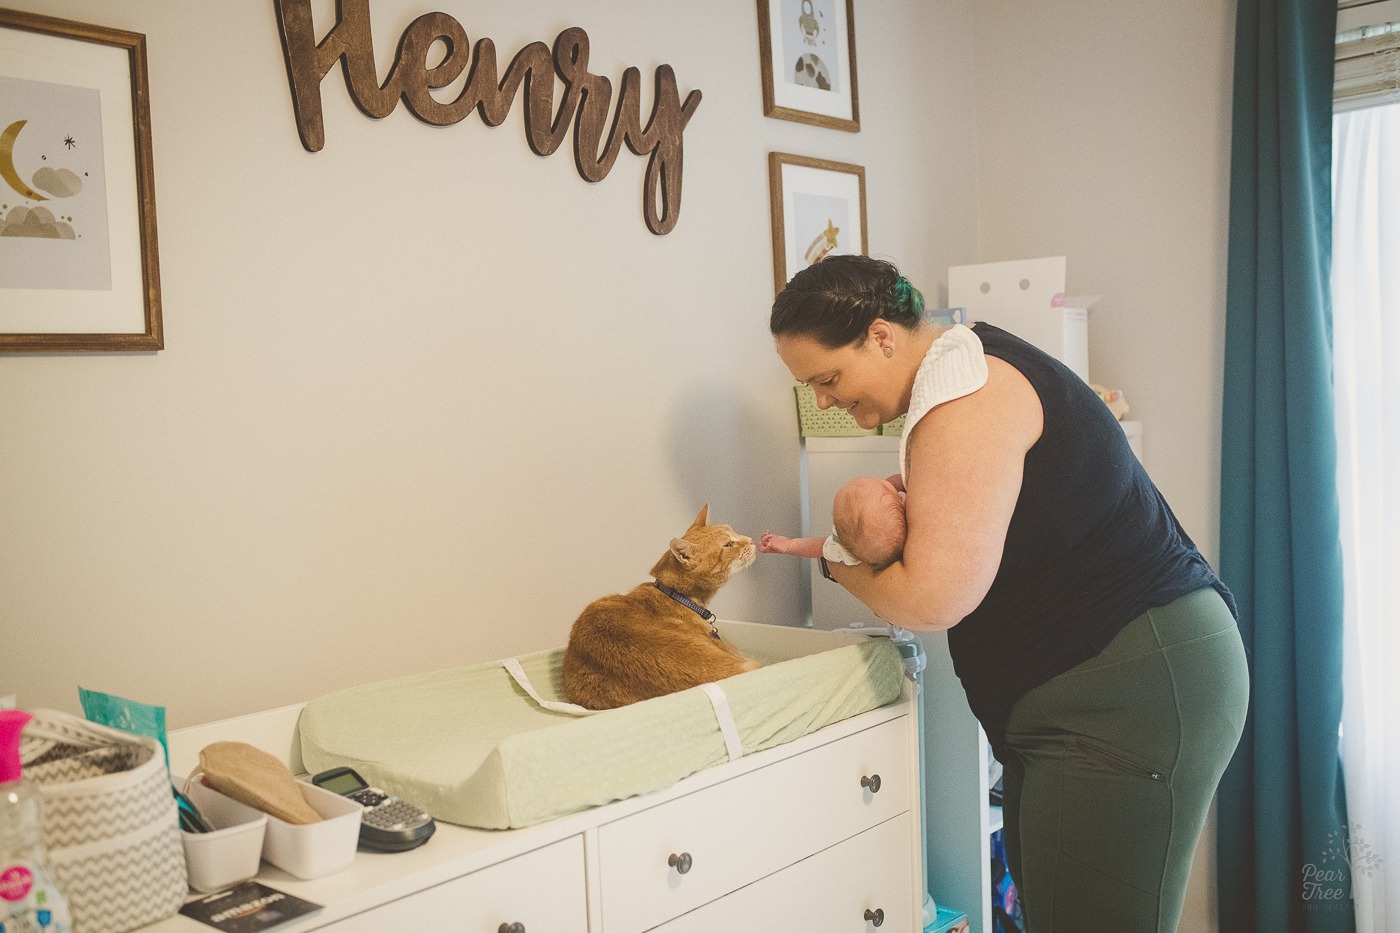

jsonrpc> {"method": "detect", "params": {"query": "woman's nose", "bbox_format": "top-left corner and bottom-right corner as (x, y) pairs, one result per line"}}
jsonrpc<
(815, 392), (836, 410)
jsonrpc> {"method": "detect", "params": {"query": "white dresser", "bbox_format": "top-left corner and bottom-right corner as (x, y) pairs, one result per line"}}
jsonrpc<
(145, 629), (922, 932)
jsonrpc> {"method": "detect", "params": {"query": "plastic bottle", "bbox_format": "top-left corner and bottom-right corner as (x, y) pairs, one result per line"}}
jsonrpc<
(0, 709), (72, 933)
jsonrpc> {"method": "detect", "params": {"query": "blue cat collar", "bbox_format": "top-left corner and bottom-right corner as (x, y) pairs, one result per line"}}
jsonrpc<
(654, 582), (720, 638)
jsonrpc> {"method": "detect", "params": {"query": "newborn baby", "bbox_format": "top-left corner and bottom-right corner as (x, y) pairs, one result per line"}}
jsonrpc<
(760, 475), (906, 569)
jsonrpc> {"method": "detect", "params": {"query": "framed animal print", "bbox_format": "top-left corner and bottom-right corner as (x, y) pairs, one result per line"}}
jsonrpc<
(757, 0), (859, 132)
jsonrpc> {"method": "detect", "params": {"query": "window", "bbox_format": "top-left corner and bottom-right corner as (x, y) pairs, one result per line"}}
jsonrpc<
(1332, 8), (1400, 924)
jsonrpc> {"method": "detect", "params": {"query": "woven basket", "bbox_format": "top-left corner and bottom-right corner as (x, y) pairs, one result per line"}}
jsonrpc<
(792, 384), (876, 437)
(879, 415), (907, 436)
(793, 384), (906, 437)
(20, 710), (187, 933)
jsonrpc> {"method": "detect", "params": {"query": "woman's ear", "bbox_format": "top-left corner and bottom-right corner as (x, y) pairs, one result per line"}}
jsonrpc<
(868, 318), (895, 351)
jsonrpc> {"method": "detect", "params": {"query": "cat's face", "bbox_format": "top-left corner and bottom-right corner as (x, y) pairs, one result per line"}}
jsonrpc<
(652, 505), (757, 587)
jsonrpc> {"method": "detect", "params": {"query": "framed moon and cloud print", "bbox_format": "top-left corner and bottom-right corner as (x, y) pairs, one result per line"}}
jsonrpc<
(0, 9), (161, 351)
(757, 0), (859, 132)
(768, 152), (866, 294)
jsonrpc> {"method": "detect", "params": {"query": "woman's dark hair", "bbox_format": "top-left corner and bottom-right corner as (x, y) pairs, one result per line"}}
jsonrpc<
(770, 255), (924, 348)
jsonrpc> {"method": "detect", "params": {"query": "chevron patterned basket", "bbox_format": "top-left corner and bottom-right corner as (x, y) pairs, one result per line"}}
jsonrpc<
(20, 710), (187, 933)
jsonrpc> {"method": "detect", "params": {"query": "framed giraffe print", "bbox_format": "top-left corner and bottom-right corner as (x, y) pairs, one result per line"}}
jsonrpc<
(768, 152), (866, 294)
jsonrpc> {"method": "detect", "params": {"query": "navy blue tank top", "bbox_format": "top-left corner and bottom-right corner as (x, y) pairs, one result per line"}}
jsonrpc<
(954, 323), (1235, 760)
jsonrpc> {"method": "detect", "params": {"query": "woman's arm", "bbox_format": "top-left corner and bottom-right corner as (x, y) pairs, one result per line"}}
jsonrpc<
(826, 356), (1042, 630)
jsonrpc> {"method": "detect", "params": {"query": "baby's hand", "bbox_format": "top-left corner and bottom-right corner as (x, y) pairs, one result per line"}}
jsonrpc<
(759, 531), (791, 554)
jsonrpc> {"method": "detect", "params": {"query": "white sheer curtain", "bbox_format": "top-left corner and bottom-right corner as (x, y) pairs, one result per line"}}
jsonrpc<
(1332, 100), (1400, 933)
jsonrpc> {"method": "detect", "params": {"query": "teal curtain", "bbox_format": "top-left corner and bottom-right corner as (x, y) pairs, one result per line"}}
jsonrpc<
(1218, 0), (1353, 931)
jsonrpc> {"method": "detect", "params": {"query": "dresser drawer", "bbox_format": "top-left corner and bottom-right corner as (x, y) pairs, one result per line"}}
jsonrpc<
(652, 813), (915, 933)
(324, 835), (587, 932)
(597, 716), (912, 932)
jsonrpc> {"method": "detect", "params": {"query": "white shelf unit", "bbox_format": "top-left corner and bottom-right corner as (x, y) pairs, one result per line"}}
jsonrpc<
(801, 435), (995, 933)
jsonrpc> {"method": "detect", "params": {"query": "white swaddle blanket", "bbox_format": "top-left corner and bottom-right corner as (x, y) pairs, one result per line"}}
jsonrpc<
(897, 323), (989, 485)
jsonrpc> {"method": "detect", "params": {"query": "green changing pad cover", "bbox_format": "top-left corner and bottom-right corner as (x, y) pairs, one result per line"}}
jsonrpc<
(298, 630), (903, 829)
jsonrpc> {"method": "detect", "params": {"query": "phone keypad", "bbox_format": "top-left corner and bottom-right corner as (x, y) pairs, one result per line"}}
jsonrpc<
(350, 788), (428, 829)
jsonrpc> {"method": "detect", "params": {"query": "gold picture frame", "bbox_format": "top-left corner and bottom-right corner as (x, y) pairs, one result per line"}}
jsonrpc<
(0, 8), (162, 352)
(757, 0), (859, 132)
(768, 151), (867, 294)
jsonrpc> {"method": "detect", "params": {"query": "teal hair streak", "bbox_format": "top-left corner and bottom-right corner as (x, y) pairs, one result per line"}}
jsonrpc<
(893, 276), (925, 319)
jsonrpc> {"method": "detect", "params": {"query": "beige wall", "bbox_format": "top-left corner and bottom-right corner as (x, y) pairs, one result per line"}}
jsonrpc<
(968, 5), (1236, 931)
(0, 0), (980, 726)
(969, 1), (1236, 566)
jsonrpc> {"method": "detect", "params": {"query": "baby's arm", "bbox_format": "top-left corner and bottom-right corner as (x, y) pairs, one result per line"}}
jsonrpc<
(759, 532), (826, 559)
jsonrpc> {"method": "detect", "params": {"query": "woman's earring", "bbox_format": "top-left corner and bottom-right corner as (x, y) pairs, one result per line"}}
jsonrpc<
(883, 346), (893, 358)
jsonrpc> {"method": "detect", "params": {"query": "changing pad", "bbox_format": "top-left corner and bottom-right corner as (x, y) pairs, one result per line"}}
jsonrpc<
(297, 622), (904, 829)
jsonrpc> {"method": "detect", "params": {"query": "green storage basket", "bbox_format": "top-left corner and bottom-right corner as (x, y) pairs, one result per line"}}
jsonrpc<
(878, 414), (906, 436)
(793, 384), (874, 437)
(793, 384), (908, 437)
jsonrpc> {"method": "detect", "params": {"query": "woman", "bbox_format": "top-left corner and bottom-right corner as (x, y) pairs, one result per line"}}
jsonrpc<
(771, 255), (1248, 933)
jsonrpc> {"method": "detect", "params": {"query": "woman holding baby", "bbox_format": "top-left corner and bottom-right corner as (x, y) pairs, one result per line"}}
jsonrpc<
(766, 255), (1248, 933)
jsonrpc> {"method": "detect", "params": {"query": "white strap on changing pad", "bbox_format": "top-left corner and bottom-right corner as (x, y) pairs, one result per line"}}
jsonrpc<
(502, 657), (604, 717)
(699, 682), (744, 761)
(503, 656), (743, 759)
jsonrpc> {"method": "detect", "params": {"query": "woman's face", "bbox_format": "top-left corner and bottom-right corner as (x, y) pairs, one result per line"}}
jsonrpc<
(776, 326), (899, 429)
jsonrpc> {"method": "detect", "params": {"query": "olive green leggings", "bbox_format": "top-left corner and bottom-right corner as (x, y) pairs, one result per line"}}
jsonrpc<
(1000, 587), (1249, 932)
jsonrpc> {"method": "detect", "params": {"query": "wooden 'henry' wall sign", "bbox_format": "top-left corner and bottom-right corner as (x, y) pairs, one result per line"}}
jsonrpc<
(273, 0), (703, 235)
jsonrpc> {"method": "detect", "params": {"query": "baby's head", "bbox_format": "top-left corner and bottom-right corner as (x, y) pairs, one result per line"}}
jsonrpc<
(832, 476), (907, 569)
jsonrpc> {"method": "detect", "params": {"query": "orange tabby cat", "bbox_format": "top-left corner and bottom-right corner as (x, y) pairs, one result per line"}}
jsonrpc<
(562, 505), (762, 710)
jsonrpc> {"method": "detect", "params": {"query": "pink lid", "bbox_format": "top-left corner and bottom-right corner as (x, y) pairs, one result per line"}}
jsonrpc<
(0, 709), (33, 784)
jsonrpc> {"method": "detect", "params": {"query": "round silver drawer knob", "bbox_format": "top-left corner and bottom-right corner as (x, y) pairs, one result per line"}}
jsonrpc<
(861, 773), (882, 793)
(497, 924), (525, 933)
(864, 907), (885, 927)
(668, 851), (693, 874)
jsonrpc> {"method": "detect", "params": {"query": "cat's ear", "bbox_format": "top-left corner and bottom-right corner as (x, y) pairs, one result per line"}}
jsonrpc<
(670, 537), (696, 566)
(687, 504), (710, 533)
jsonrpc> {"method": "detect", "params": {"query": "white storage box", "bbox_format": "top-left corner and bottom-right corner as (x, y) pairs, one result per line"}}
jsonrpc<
(949, 256), (1094, 383)
(180, 809), (267, 893)
(186, 780), (360, 880)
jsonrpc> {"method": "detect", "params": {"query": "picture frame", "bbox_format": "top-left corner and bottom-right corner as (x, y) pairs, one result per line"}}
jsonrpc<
(768, 152), (867, 294)
(0, 8), (162, 352)
(757, 0), (859, 132)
